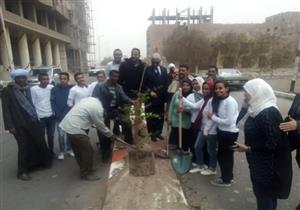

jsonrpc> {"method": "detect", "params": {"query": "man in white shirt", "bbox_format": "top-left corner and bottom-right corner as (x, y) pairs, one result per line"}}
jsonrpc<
(59, 97), (116, 181)
(67, 72), (89, 107)
(31, 73), (55, 157)
(105, 49), (123, 78)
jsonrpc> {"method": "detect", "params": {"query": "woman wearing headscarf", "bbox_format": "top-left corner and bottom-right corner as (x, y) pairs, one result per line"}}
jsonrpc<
(168, 79), (193, 151)
(235, 78), (292, 210)
(2, 69), (52, 181)
(184, 80), (217, 175)
(186, 76), (205, 163)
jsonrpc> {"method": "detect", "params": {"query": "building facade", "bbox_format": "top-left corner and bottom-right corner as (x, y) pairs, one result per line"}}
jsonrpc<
(147, 10), (300, 68)
(0, 0), (91, 73)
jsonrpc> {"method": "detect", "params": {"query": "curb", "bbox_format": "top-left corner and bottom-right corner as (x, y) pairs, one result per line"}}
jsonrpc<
(274, 90), (295, 100)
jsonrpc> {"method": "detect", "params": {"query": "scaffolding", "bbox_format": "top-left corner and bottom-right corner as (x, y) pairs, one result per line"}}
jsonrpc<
(84, 0), (96, 68)
(148, 7), (214, 25)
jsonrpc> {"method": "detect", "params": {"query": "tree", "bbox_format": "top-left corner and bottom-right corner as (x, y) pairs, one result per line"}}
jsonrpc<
(163, 27), (213, 71)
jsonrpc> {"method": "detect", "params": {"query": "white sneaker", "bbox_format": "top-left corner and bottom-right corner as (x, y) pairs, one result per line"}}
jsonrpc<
(201, 169), (217, 176)
(58, 153), (64, 160)
(66, 150), (75, 157)
(189, 167), (206, 174)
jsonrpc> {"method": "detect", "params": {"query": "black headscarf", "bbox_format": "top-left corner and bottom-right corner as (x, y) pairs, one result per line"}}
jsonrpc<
(181, 78), (193, 97)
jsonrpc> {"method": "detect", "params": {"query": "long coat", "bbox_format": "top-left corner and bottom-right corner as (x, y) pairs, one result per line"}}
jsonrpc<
(2, 83), (37, 130)
(287, 93), (300, 167)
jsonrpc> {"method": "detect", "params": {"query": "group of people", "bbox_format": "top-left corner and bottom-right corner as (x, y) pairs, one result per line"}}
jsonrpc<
(167, 65), (300, 210)
(2, 46), (300, 209)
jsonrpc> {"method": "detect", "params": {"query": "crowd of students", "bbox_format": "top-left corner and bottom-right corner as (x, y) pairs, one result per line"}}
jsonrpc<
(2, 47), (300, 210)
(167, 66), (299, 210)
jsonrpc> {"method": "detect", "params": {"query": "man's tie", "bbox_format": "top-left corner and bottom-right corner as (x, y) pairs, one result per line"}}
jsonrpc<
(155, 67), (160, 76)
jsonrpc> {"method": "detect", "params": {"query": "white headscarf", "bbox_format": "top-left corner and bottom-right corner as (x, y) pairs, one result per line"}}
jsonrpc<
(193, 76), (204, 94)
(243, 78), (278, 117)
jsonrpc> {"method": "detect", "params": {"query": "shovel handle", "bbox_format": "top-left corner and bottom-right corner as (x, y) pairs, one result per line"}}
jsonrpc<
(178, 88), (183, 149)
(115, 137), (138, 150)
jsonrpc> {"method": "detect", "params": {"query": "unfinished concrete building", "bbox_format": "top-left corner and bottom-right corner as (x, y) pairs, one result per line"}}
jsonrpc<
(147, 9), (300, 68)
(0, 0), (92, 73)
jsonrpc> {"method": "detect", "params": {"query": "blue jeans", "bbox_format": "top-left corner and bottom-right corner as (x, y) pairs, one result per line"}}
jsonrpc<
(57, 122), (71, 153)
(194, 131), (217, 169)
(40, 116), (56, 155)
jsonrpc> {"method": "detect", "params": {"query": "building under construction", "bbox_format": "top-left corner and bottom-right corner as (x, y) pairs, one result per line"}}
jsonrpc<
(0, 0), (95, 73)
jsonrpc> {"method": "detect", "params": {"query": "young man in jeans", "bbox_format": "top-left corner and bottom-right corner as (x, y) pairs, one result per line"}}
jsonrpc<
(51, 72), (74, 159)
(31, 73), (56, 158)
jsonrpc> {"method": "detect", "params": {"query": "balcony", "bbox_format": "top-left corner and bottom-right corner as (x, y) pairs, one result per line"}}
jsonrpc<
(3, 10), (71, 43)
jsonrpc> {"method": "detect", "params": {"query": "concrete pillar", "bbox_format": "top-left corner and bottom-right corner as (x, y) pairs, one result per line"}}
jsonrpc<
(45, 13), (49, 28)
(0, 27), (14, 69)
(32, 5), (38, 23)
(32, 38), (42, 66)
(1, 32), (10, 69)
(18, 0), (24, 17)
(45, 40), (53, 65)
(53, 18), (57, 31)
(18, 33), (30, 68)
(59, 43), (68, 71)
(1, 0), (5, 8)
(53, 42), (60, 66)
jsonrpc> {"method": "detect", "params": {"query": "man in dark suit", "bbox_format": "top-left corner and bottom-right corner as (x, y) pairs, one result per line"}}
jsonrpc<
(143, 53), (169, 142)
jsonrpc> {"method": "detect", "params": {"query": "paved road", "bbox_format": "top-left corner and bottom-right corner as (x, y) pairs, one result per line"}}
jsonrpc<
(181, 91), (300, 210)
(0, 80), (110, 210)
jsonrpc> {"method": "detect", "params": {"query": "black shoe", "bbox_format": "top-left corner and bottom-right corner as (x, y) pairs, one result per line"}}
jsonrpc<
(151, 136), (157, 142)
(17, 173), (32, 181)
(81, 173), (101, 181)
(102, 152), (111, 163)
(157, 135), (165, 140)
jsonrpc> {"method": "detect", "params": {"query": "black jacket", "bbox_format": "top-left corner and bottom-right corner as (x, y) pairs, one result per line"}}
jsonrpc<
(92, 81), (131, 112)
(2, 84), (37, 130)
(143, 65), (169, 105)
(287, 93), (300, 167)
(119, 58), (145, 99)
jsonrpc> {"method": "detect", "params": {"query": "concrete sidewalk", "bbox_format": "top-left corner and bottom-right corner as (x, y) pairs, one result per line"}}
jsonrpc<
(102, 143), (190, 210)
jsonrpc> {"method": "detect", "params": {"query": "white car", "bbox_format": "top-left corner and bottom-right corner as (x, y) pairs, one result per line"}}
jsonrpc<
(28, 66), (62, 86)
(88, 66), (105, 77)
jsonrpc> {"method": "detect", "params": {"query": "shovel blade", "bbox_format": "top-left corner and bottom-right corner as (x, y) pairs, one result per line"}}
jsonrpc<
(171, 154), (192, 175)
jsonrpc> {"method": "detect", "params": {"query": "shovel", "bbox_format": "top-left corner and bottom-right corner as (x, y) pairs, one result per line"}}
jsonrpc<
(114, 137), (139, 150)
(171, 88), (192, 174)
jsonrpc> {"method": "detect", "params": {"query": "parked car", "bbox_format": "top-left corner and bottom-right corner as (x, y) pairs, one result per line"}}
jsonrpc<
(88, 66), (105, 77)
(217, 68), (249, 89)
(28, 66), (61, 86)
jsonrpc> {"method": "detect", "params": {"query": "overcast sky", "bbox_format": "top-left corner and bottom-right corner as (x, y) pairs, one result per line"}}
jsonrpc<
(91, 0), (300, 63)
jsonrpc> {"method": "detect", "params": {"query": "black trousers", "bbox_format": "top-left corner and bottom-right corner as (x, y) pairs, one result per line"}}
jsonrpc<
(68, 134), (94, 177)
(145, 104), (164, 139)
(252, 181), (277, 210)
(217, 129), (238, 183)
(97, 116), (113, 156)
(98, 109), (133, 155)
(13, 122), (51, 174)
